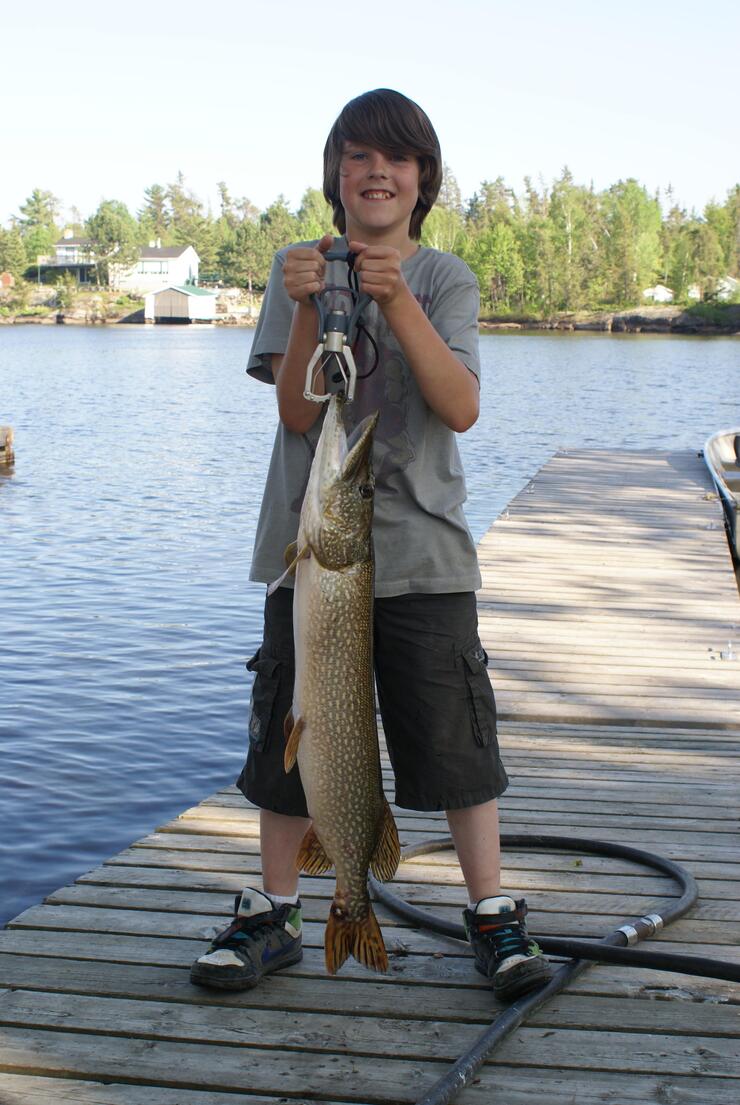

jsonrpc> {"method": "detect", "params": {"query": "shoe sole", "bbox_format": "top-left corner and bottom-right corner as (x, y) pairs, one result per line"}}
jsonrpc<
(190, 947), (303, 991)
(475, 959), (554, 1003)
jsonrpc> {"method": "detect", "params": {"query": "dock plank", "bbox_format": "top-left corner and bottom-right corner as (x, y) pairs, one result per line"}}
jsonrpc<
(2, 448), (738, 1104)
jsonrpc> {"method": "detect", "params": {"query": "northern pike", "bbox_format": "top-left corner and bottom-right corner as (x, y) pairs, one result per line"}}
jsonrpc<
(279, 394), (400, 974)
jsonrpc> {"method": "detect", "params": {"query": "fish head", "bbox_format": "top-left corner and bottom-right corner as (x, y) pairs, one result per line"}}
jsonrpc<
(300, 397), (379, 571)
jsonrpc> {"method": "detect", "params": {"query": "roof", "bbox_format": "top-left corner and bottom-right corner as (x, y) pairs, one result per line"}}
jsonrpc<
(150, 285), (217, 297)
(140, 245), (193, 259)
(55, 237), (91, 247)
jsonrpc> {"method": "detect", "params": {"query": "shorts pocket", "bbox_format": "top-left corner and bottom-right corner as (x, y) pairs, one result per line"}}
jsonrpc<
(462, 639), (497, 747)
(246, 647), (282, 752)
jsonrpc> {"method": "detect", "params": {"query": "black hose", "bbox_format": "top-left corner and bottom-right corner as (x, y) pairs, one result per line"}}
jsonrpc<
(369, 833), (737, 1105)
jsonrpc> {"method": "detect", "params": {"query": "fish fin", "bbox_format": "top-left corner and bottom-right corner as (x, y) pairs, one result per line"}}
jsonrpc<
(283, 540), (298, 568)
(325, 903), (388, 974)
(283, 714), (305, 773)
(369, 797), (401, 882)
(267, 545), (310, 596)
(296, 825), (333, 875)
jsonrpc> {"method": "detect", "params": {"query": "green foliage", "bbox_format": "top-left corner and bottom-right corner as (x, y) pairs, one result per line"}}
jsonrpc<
(0, 227), (27, 276)
(55, 272), (78, 310)
(296, 188), (334, 241)
(86, 199), (140, 286)
(4, 174), (737, 313)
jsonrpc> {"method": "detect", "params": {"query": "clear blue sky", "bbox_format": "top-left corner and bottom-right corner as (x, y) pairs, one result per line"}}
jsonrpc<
(3, 0), (737, 225)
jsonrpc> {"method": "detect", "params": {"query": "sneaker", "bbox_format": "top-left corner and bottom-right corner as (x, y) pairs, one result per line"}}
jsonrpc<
(463, 895), (552, 1002)
(190, 888), (303, 991)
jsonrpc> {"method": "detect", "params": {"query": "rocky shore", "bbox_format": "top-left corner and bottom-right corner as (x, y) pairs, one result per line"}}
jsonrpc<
(480, 304), (740, 335)
(2, 289), (738, 335)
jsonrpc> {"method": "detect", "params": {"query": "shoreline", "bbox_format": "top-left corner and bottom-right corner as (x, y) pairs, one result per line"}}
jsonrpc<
(1, 303), (738, 336)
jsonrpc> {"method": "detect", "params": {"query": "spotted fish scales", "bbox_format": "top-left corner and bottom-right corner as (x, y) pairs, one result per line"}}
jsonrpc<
(281, 394), (400, 973)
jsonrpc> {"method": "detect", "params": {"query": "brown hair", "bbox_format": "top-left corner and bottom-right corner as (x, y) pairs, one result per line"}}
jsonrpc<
(323, 89), (442, 241)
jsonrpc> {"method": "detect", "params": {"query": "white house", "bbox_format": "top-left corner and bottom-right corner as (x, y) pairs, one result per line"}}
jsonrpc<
(113, 243), (200, 294)
(144, 285), (218, 323)
(642, 284), (674, 304)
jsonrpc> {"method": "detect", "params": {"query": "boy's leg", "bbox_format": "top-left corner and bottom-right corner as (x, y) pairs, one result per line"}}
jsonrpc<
(260, 809), (311, 897)
(191, 587), (309, 991)
(374, 591), (551, 1002)
(445, 798), (501, 903)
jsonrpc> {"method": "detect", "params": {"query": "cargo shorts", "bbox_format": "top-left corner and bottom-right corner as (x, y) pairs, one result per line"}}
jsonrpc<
(236, 587), (509, 814)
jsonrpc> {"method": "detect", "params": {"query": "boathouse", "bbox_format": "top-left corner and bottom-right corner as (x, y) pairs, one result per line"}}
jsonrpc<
(144, 284), (218, 323)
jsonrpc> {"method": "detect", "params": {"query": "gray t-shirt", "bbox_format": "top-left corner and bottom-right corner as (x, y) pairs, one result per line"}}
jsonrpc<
(247, 239), (482, 598)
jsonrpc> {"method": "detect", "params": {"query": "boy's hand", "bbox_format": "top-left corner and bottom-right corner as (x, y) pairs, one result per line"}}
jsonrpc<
(283, 233), (333, 305)
(348, 241), (411, 308)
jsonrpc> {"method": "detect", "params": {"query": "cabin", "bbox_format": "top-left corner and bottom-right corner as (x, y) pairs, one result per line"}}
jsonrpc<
(642, 283), (674, 303)
(143, 284), (218, 323)
(114, 243), (200, 294)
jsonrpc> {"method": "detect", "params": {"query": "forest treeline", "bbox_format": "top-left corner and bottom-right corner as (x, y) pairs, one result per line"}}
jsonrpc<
(1, 168), (738, 314)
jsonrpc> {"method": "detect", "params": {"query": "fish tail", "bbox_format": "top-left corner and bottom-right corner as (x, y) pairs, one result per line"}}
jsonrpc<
(325, 902), (388, 975)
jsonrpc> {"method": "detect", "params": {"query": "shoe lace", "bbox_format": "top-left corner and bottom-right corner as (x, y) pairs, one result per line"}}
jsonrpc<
(212, 910), (278, 951)
(476, 920), (530, 963)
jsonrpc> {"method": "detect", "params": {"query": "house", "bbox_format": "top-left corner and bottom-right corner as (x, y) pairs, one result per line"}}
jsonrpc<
(716, 275), (739, 302)
(40, 231), (95, 282)
(144, 284), (217, 323)
(642, 284), (674, 304)
(113, 242), (200, 294)
(0, 272), (15, 289)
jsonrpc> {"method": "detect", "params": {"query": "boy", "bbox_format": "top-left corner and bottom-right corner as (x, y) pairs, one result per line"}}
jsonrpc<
(191, 89), (551, 1003)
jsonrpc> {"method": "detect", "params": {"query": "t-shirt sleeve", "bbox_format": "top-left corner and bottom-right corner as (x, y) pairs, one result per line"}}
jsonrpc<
(429, 262), (481, 381)
(246, 251), (294, 384)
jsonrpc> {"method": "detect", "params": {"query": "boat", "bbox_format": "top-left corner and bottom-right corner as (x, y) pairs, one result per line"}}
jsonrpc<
(703, 428), (740, 561)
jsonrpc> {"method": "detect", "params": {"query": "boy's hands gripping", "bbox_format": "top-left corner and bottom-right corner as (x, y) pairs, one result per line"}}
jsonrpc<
(348, 241), (411, 308)
(283, 233), (333, 304)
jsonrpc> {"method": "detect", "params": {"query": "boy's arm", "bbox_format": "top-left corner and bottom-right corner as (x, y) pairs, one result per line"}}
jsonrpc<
(272, 234), (333, 434)
(351, 242), (480, 433)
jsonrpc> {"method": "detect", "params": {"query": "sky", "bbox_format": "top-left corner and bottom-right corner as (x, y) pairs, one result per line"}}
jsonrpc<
(3, 0), (738, 227)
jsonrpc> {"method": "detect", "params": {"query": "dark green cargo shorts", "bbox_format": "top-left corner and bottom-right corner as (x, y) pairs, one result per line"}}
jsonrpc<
(236, 587), (509, 814)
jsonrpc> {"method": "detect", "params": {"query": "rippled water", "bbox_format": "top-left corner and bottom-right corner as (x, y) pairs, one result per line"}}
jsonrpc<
(1, 325), (737, 925)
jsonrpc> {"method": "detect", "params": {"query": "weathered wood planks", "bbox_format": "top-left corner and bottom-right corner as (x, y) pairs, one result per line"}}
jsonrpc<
(1, 449), (738, 1104)
(478, 449), (740, 728)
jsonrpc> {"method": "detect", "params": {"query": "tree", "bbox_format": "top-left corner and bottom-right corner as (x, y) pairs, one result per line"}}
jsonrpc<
(547, 169), (600, 310)
(15, 187), (60, 259)
(600, 180), (662, 304)
(296, 188), (334, 241)
(466, 177), (514, 231)
(422, 164), (466, 254)
(139, 184), (170, 243)
(0, 228), (27, 277)
(86, 200), (140, 286)
(468, 222), (524, 311)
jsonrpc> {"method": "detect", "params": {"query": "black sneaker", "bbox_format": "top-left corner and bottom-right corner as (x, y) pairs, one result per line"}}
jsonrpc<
(463, 894), (552, 1002)
(190, 888), (303, 991)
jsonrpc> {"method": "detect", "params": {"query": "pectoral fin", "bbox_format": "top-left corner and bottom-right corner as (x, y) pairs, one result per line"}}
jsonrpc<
(296, 825), (333, 875)
(369, 798), (401, 882)
(267, 543), (309, 596)
(283, 712), (305, 772)
(267, 544), (310, 596)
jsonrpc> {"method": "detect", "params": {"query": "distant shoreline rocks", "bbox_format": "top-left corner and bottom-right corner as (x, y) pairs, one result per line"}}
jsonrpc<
(480, 304), (740, 335)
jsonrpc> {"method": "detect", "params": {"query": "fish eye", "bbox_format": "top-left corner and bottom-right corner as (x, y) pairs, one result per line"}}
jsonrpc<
(358, 483), (374, 500)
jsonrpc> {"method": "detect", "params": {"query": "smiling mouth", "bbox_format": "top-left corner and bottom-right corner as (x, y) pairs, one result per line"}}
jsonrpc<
(362, 190), (394, 200)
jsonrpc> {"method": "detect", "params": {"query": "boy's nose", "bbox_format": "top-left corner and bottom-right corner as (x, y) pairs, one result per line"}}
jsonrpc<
(367, 153), (390, 176)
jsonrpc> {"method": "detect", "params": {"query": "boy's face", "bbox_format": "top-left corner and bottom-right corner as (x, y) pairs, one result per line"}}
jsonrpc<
(338, 142), (420, 242)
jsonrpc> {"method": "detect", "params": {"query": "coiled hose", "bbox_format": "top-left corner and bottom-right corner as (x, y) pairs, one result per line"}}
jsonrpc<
(369, 833), (740, 1105)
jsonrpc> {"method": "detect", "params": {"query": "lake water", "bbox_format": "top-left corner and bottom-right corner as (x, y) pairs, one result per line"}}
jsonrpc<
(1, 325), (737, 926)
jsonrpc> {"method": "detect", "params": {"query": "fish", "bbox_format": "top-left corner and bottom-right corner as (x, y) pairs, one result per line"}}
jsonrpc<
(280, 394), (400, 974)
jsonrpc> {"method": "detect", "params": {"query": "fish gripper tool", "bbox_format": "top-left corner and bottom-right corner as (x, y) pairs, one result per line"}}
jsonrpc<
(304, 248), (372, 404)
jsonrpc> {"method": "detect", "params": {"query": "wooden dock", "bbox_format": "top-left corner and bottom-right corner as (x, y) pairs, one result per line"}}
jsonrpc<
(1, 449), (739, 1104)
